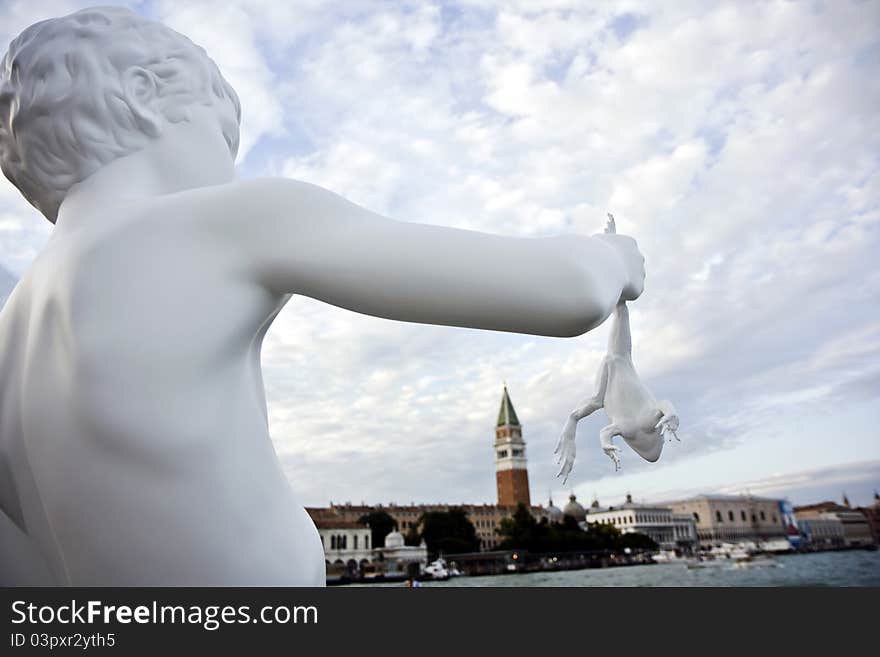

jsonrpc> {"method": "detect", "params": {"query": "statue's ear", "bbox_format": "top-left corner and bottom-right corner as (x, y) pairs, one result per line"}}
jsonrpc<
(122, 66), (162, 139)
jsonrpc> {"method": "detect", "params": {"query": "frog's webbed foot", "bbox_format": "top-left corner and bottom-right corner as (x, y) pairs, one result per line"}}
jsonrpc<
(599, 424), (623, 471)
(555, 417), (578, 484)
(604, 445), (622, 471)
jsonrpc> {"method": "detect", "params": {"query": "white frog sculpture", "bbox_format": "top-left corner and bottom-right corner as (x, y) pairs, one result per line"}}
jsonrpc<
(555, 215), (679, 482)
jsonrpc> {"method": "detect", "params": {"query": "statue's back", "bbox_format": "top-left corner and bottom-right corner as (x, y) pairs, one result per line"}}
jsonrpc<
(0, 200), (325, 585)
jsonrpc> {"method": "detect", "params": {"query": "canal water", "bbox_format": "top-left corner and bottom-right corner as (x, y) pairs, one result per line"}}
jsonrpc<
(362, 550), (880, 587)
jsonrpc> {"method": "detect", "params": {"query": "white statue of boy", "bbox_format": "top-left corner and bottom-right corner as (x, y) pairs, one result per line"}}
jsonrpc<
(555, 215), (678, 483)
(0, 7), (646, 585)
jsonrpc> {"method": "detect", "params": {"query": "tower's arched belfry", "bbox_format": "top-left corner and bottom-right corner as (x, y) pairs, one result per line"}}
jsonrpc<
(495, 386), (531, 507)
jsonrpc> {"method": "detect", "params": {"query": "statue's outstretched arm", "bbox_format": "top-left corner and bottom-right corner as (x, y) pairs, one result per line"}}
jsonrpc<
(214, 178), (641, 338)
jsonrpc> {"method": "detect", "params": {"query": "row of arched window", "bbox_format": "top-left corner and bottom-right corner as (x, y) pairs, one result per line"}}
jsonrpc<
(329, 534), (369, 550)
(710, 509), (775, 524)
(600, 513), (670, 526)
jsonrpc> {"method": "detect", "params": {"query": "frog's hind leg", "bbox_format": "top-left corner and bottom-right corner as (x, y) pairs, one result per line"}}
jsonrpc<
(599, 424), (623, 471)
(656, 400), (680, 441)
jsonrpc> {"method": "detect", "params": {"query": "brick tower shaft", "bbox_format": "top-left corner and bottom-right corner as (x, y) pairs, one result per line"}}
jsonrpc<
(495, 386), (531, 507)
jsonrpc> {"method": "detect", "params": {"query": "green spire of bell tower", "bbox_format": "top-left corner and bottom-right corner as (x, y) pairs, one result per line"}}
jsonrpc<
(496, 385), (520, 428)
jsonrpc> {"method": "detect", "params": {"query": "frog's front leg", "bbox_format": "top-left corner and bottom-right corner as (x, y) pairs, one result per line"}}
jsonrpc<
(600, 424), (623, 471)
(555, 357), (610, 484)
(555, 396), (602, 483)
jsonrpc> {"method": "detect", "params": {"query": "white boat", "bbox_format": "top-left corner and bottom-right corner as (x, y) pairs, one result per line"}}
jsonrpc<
(685, 543), (750, 568)
(652, 549), (686, 564)
(421, 559), (451, 580)
(732, 553), (778, 569)
(704, 542), (781, 568)
(709, 542), (752, 561)
(758, 539), (793, 553)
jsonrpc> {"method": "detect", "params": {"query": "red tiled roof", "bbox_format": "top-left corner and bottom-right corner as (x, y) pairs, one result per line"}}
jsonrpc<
(305, 507), (367, 529)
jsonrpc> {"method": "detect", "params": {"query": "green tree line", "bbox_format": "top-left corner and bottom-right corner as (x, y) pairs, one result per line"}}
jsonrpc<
(361, 504), (656, 558)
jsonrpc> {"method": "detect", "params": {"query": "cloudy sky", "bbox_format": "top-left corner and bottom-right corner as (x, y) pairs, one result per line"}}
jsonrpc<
(1, 0), (878, 510)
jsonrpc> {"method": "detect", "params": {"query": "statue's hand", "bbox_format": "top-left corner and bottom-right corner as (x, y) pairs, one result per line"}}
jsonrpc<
(596, 233), (646, 302)
(554, 418), (578, 484)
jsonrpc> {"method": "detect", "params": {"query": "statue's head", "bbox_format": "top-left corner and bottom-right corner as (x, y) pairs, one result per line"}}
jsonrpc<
(0, 6), (241, 223)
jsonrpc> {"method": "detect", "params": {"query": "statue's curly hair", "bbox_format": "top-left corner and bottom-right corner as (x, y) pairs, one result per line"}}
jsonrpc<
(0, 6), (241, 222)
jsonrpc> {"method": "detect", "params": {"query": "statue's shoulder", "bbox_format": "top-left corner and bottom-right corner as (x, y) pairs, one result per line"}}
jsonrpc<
(154, 177), (319, 240)
(157, 177), (307, 222)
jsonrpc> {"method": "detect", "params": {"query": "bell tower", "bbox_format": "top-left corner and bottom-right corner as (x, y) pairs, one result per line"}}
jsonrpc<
(495, 386), (531, 507)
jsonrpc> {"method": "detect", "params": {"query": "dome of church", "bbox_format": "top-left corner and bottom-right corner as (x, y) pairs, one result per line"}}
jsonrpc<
(563, 493), (586, 522)
(384, 530), (404, 548)
(547, 495), (563, 522)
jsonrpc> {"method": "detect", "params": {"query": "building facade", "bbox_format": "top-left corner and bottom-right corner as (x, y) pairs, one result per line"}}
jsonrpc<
(794, 500), (874, 548)
(306, 508), (373, 575)
(325, 501), (549, 552)
(796, 516), (845, 549)
(667, 494), (787, 546)
(856, 493), (880, 545)
(375, 529), (428, 575)
(586, 494), (697, 549)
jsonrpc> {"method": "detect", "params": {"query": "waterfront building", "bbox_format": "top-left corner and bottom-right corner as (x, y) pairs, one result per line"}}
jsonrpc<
(306, 507), (373, 575)
(586, 494), (697, 549)
(563, 493), (587, 525)
(326, 501), (549, 551)
(794, 500), (874, 548)
(667, 494), (786, 546)
(375, 529), (428, 575)
(670, 514), (700, 547)
(306, 508), (428, 577)
(796, 516), (845, 549)
(546, 495), (563, 523)
(856, 492), (880, 545)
